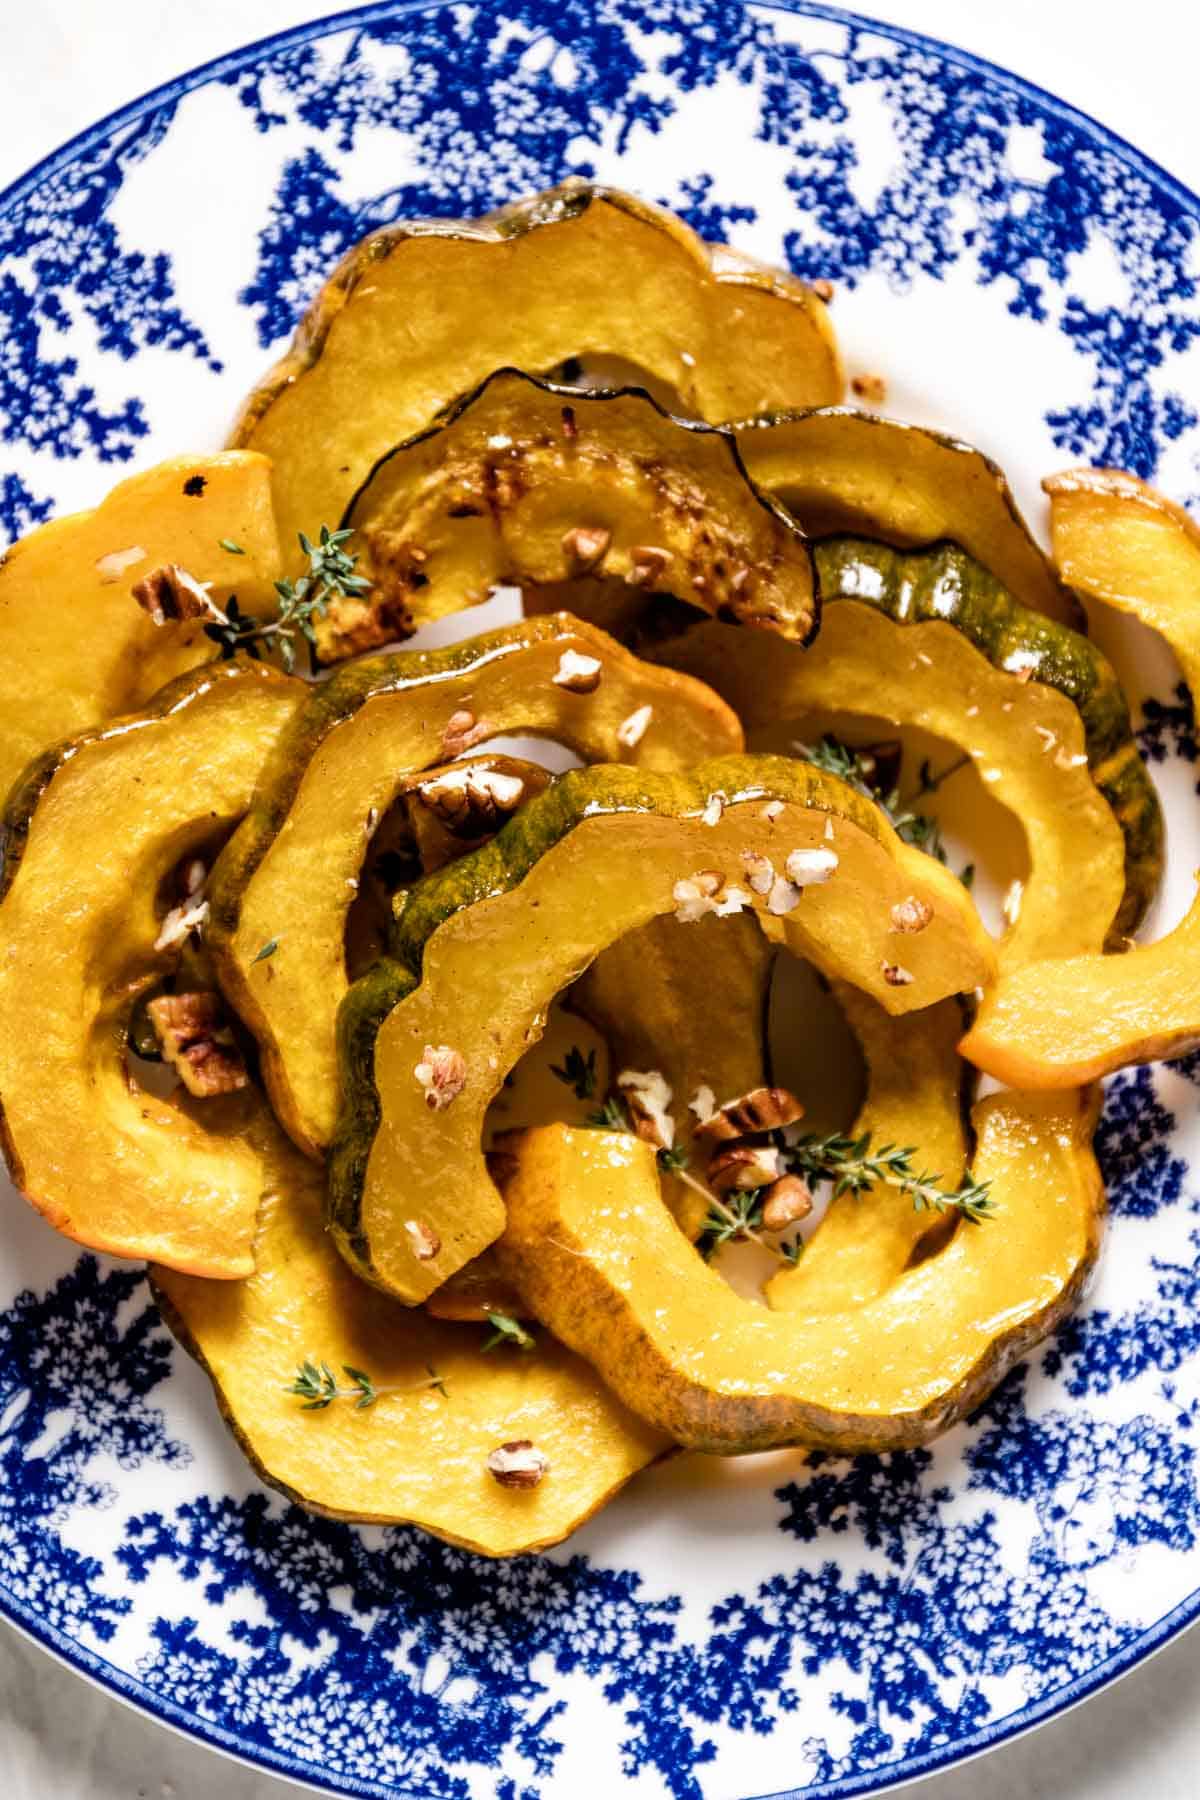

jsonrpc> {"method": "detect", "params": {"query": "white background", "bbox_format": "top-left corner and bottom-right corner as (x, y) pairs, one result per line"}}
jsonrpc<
(3, 3), (1200, 1797)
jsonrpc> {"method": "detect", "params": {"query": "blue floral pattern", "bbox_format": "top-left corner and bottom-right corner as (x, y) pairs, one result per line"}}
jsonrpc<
(3, 4), (1200, 1797)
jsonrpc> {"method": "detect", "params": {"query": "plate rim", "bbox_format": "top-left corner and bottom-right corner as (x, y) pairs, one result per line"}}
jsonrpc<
(2, 2), (1199, 1796)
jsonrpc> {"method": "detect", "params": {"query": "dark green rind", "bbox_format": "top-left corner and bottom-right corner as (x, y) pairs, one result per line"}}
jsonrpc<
(207, 615), (620, 952)
(327, 753), (900, 1289)
(808, 537), (1162, 941)
(732, 404), (1084, 629)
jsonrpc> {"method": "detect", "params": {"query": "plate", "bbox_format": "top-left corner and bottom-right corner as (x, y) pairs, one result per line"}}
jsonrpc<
(2, 5), (1200, 1797)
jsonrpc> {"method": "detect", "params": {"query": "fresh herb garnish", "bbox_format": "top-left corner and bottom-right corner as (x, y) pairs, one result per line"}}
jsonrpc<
(286, 1358), (447, 1409)
(787, 1130), (996, 1224)
(550, 1043), (598, 1100)
(218, 537), (246, 555)
(482, 1311), (536, 1353)
(206, 525), (370, 671)
(251, 936), (280, 964)
(695, 1187), (804, 1265)
(801, 735), (974, 876)
(584, 1093), (629, 1131)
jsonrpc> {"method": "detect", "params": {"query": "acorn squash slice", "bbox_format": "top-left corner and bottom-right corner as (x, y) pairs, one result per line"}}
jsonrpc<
(209, 613), (741, 1157)
(152, 1161), (666, 1554)
(963, 470), (1200, 1085)
(0, 661), (305, 1276)
(765, 986), (969, 1314)
(569, 911), (775, 1238)
(234, 179), (841, 591)
(658, 536), (1162, 955)
(329, 754), (995, 1303)
(733, 407), (1080, 627)
(0, 452), (281, 800)
(334, 370), (819, 659)
(495, 1087), (1103, 1455)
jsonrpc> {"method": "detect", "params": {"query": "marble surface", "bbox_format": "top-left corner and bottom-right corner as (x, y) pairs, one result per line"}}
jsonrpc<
(4, 3), (1200, 1796)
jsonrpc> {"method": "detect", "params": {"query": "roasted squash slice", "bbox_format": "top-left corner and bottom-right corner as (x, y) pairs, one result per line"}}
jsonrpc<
(330, 754), (995, 1303)
(0, 452), (281, 799)
(734, 408), (1080, 626)
(0, 662), (304, 1276)
(209, 614), (741, 1157)
(153, 1160), (666, 1555)
(234, 180), (841, 587)
(334, 370), (819, 658)
(569, 912), (774, 1237)
(766, 987), (969, 1314)
(496, 1089), (1103, 1454)
(659, 536), (1163, 955)
(963, 470), (1200, 1084)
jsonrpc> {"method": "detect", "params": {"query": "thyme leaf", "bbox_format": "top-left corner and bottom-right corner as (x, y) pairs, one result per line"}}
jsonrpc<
(205, 525), (370, 670)
(482, 1311), (536, 1353)
(286, 1357), (447, 1409)
(550, 1043), (598, 1100)
(786, 1130), (995, 1223)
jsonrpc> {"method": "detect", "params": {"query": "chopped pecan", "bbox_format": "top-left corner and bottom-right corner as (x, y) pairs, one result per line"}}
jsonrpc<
(487, 1439), (549, 1488)
(403, 1218), (441, 1261)
(145, 992), (247, 1097)
(616, 704), (653, 750)
(626, 544), (673, 587)
(131, 564), (219, 625)
(442, 708), (492, 757)
(560, 526), (611, 573)
(882, 961), (915, 987)
(616, 1068), (675, 1150)
(412, 764), (526, 833)
(414, 1044), (467, 1110)
(890, 895), (933, 934)
(707, 1142), (784, 1194)
(552, 648), (603, 694)
(694, 1085), (805, 1148)
(760, 1174), (814, 1232)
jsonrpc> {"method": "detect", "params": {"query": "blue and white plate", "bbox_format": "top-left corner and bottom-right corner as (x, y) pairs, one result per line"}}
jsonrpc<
(3, 5), (1200, 1796)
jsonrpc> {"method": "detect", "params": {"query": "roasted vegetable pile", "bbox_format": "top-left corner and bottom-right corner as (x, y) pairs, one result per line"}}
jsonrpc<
(1, 179), (1189, 1556)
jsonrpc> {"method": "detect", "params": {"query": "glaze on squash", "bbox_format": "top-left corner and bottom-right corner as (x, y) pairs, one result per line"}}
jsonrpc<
(0, 453), (281, 799)
(233, 179), (841, 597)
(495, 1091), (1103, 1454)
(963, 470), (1200, 1085)
(337, 371), (819, 658)
(330, 754), (995, 1304)
(209, 614), (741, 1157)
(0, 662), (304, 1276)
(153, 1158), (666, 1554)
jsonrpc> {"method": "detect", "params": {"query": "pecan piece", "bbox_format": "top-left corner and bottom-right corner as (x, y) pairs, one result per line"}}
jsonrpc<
(131, 564), (218, 625)
(486, 1440), (549, 1489)
(145, 992), (247, 1097)
(694, 1085), (805, 1148)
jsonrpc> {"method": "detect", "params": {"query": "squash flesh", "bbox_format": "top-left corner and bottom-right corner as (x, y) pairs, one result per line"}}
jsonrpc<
(153, 1166), (665, 1555)
(234, 182), (841, 580)
(0, 663), (304, 1276)
(209, 615), (742, 1156)
(661, 594), (1138, 962)
(569, 911), (775, 1237)
(496, 1091), (1103, 1454)
(766, 987), (968, 1314)
(340, 371), (818, 657)
(734, 407), (1079, 625)
(962, 471), (1200, 1084)
(332, 757), (995, 1303)
(0, 452), (281, 799)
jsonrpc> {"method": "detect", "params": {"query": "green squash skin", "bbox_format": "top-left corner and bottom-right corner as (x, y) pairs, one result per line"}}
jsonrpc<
(807, 538), (1162, 943)
(207, 615), (636, 949)
(326, 753), (915, 1290)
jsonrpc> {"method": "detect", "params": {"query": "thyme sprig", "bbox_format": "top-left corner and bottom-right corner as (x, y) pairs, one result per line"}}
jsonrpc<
(786, 1131), (996, 1224)
(286, 1358), (447, 1410)
(550, 1043), (598, 1101)
(206, 526), (370, 672)
(482, 1311), (536, 1353)
(800, 735), (972, 869)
